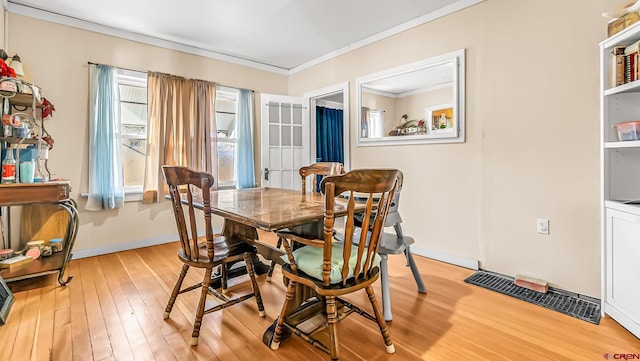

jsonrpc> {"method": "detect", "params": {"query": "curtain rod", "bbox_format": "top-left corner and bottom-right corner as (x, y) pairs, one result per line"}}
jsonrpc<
(87, 61), (255, 93)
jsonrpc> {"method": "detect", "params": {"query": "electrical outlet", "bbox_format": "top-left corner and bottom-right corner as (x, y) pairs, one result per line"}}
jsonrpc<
(537, 219), (549, 234)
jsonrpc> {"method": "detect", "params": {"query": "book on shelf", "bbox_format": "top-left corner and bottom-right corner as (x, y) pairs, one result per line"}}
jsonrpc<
(0, 255), (33, 269)
(625, 40), (640, 83)
(613, 46), (626, 87)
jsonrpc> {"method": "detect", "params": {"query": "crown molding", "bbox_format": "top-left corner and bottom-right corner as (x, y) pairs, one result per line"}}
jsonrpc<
(5, 2), (290, 75)
(6, 0), (485, 76)
(288, 0), (485, 74)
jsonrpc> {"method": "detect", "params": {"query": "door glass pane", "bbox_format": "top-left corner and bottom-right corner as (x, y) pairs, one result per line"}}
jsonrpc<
(269, 125), (280, 146)
(281, 104), (292, 124)
(293, 106), (302, 125)
(269, 102), (280, 123)
(282, 148), (292, 168)
(269, 148), (281, 168)
(293, 149), (303, 170)
(293, 125), (302, 147)
(282, 170), (293, 189)
(270, 170), (281, 188)
(282, 125), (291, 146)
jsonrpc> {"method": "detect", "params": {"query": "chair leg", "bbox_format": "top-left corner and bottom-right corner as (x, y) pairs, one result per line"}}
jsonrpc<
(379, 254), (393, 321)
(267, 236), (283, 282)
(244, 253), (266, 317)
(365, 286), (395, 354)
(395, 223), (427, 293)
(164, 264), (189, 319)
(405, 246), (427, 293)
(325, 296), (339, 361)
(221, 264), (229, 293)
(191, 267), (213, 346)
(270, 280), (296, 350)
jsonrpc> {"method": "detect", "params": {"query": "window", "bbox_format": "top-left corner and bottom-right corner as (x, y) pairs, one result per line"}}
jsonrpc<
(215, 87), (239, 188)
(91, 67), (244, 197)
(369, 109), (384, 138)
(117, 69), (148, 191)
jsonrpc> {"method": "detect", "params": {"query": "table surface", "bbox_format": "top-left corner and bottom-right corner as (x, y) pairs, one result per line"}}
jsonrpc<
(192, 187), (355, 232)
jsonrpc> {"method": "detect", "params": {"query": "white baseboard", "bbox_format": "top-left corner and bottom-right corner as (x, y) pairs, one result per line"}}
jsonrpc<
(71, 233), (479, 271)
(410, 245), (479, 270)
(71, 234), (179, 259)
(72, 227), (224, 260)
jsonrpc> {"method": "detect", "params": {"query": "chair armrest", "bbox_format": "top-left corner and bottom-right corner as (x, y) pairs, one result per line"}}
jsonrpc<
(276, 231), (326, 273)
(276, 231), (324, 248)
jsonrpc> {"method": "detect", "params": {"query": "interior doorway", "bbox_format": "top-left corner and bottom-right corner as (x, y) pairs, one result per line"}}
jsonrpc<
(306, 82), (350, 170)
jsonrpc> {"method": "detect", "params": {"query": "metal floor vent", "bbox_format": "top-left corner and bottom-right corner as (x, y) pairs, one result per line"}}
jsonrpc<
(464, 271), (601, 325)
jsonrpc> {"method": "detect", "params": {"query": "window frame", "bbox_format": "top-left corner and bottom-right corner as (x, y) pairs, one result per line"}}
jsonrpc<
(214, 86), (240, 189)
(117, 69), (148, 197)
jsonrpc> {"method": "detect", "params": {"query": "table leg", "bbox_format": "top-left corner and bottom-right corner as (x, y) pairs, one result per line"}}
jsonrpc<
(207, 219), (270, 289)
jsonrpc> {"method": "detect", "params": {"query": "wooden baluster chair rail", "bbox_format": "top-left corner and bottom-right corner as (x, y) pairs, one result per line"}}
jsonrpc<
(269, 168), (399, 360)
(162, 165), (265, 346)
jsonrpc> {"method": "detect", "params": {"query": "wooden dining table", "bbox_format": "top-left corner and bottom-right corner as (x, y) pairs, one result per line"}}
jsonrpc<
(203, 187), (329, 255)
(181, 186), (363, 345)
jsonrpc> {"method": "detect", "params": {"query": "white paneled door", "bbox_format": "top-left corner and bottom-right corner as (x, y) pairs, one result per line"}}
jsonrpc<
(260, 94), (309, 190)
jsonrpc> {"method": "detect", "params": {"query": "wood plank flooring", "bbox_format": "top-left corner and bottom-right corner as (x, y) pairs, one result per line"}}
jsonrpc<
(1, 231), (639, 361)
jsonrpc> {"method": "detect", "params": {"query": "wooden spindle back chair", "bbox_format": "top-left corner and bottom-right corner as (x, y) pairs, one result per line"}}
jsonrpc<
(270, 168), (399, 360)
(162, 165), (265, 346)
(300, 162), (344, 194)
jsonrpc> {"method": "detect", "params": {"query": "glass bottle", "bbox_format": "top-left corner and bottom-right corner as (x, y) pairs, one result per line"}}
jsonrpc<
(2, 146), (16, 183)
(2, 98), (12, 137)
(33, 156), (47, 183)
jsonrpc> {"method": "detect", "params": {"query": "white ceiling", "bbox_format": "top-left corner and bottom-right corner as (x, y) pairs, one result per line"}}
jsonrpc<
(5, 0), (482, 73)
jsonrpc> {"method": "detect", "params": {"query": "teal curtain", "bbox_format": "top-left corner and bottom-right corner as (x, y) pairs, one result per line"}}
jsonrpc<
(86, 64), (124, 210)
(237, 89), (255, 188)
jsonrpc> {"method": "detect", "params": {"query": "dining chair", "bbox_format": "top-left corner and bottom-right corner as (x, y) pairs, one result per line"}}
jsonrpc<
(269, 168), (399, 360)
(352, 170), (426, 321)
(266, 161), (344, 281)
(300, 162), (344, 195)
(162, 165), (265, 346)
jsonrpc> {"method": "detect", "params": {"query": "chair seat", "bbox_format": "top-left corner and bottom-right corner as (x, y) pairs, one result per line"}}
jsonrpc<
(177, 236), (255, 264)
(281, 242), (381, 284)
(343, 229), (414, 255)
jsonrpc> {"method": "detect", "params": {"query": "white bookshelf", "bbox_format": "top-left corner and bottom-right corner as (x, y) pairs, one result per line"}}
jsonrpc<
(600, 24), (640, 339)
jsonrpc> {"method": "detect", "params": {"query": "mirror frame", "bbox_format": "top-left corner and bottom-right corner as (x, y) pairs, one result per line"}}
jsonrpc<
(356, 48), (466, 146)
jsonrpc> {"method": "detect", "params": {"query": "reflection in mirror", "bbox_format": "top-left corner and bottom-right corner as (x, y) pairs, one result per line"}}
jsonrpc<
(357, 49), (465, 146)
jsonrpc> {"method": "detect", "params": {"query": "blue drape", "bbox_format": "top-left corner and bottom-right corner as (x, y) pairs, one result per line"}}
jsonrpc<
(237, 89), (255, 188)
(86, 64), (124, 210)
(316, 106), (343, 163)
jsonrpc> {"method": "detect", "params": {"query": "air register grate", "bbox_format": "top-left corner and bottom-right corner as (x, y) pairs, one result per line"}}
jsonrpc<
(464, 271), (601, 324)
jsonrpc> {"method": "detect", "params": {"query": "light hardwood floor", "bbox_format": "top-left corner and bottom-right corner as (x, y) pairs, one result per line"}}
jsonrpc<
(1, 231), (639, 361)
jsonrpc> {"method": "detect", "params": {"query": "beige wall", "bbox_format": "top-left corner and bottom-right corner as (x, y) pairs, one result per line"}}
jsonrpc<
(6, 14), (288, 252)
(1, 9), (5, 50)
(289, 0), (607, 297)
(4, 0), (609, 297)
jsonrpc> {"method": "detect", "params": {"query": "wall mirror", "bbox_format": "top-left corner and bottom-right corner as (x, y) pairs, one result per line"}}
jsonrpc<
(356, 49), (465, 146)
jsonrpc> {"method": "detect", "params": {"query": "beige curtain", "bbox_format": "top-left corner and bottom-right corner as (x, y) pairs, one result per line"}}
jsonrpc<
(142, 72), (218, 203)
